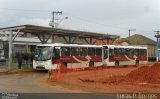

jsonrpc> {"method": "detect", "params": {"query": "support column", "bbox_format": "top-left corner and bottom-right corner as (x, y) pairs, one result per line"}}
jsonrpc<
(107, 39), (109, 44)
(156, 37), (159, 62)
(8, 31), (13, 70)
(51, 35), (54, 43)
(69, 36), (72, 44)
(93, 39), (97, 44)
(90, 38), (92, 44)
(102, 40), (106, 44)
(37, 33), (52, 44)
(71, 37), (77, 43)
(62, 36), (69, 44)
(84, 38), (89, 44)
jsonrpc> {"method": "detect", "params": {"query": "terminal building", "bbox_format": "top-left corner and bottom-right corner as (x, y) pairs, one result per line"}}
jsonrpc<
(0, 25), (156, 62)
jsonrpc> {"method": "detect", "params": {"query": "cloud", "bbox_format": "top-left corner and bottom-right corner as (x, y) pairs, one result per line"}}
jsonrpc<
(9, 18), (50, 27)
(0, 0), (160, 41)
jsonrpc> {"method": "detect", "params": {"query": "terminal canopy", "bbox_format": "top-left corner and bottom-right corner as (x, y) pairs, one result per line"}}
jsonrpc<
(0, 24), (120, 44)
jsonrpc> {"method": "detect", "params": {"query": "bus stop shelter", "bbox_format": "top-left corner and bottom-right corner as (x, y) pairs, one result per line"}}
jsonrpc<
(0, 24), (120, 70)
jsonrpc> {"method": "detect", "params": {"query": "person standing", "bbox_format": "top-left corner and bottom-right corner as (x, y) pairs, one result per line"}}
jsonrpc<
(16, 53), (23, 69)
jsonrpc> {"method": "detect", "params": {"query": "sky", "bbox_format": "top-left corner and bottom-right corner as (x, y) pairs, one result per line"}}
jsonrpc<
(0, 0), (160, 41)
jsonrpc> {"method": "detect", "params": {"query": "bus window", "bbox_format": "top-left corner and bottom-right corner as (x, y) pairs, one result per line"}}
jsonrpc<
(109, 48), (114, 57)
(125, 48), (129, 55)
(114, 48), (124, 56)
(139, 49), (143, 56)
(80, 47), (87, 56)
(61, 47), (70, 56)
(130, 49), (134, 55)
(103, 47), (108, 59)
(139, 49), (147, 56)
(127, 48), (134, 56)
(0, 49), (4, 57)
(52, 48), (60, 59)
(71, 47), (79, 56)
(128, 49), (133, 55)
(34, 46), (51, 61)
(96, 48), (102, 56)
(144, 49), (147, 56)
(114, 48), (118, 55)
(119, 48), (124, 55)
(88, 48), (95, 56)
(134, 49), (139, 56)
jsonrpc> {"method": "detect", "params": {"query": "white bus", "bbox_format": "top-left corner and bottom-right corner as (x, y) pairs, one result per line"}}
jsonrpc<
(103, 45), (148, 66)
(33, 44), (148, 70)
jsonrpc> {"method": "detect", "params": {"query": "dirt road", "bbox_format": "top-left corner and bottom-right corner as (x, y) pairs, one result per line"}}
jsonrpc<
(0, 72), (84, 93)
(0, 72), (118, 99)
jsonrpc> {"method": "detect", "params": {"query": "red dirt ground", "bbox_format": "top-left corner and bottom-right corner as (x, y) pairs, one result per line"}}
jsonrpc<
(48, 63), (160, 93)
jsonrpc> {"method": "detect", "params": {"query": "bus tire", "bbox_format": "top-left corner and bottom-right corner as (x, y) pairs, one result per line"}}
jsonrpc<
(115, 60), (119, 67)
(89, 61), (94, 69)
(61, 62), (67, 72)
(135, 60), (139, 66)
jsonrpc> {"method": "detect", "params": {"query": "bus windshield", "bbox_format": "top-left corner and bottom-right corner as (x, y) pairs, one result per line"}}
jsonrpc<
(34, 46), (51, 61)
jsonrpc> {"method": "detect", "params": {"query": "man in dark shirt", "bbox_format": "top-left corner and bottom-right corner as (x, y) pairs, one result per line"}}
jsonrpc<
(16, 53), (23, 69)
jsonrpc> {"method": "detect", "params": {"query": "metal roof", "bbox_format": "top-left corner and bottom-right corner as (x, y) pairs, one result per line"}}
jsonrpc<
(0, 24), (120, 40)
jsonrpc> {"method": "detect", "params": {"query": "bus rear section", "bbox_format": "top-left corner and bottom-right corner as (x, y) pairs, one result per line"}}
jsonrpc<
(103, 45), (148, 66)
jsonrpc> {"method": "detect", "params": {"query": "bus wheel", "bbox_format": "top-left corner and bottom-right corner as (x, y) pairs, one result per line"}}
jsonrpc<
(61, 62), (67, 72)
(89, 61), (94, 69)
(135, 60), (139, 66)
(115, 61), (119, 67)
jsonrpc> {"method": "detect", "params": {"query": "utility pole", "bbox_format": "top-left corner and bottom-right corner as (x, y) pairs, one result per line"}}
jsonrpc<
(49, 11), (62, 43)
(154, 31), (160, 62)
(49, 11), (62, 28)
(128, 29), (136, 44)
